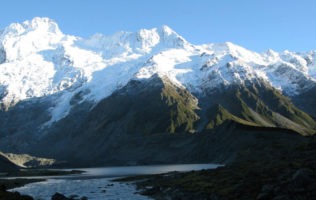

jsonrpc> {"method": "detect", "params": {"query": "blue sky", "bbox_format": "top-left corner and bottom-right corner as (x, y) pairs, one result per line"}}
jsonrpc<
(0, 0), (315, 52)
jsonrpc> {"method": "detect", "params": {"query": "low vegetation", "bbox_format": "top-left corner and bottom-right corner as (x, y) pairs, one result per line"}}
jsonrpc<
(119, 136), (316, 200)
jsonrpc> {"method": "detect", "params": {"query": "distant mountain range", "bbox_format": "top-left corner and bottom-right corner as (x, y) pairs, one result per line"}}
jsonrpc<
(0, 17), (315, 167)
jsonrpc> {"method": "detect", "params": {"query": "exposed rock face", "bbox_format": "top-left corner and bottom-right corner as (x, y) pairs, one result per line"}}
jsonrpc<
(0, 151), (56, 168)
(0, 18), (316, 168)
(0, 76), (315, 167)
(0, 46), (5, 64)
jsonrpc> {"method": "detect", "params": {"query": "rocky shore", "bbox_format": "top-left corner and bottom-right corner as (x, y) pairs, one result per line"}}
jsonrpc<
(2, 131), (316, 200)
(0, 179), (88, 200)
(0, 179), (42, 200)
(118, 136), (316, 200)
(0, 169), (85, 200)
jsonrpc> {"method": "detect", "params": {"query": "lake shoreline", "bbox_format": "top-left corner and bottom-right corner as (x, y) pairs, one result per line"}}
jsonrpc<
(0, 169), (86, 200)
(6, 164), (219, 200)
(0, 178), (44, 200)
(117, 139), (316, 200)
(5, 153), (316, 200)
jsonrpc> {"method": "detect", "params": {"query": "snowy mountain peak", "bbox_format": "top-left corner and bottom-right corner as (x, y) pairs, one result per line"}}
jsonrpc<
(0, 17), (316, 125)
(157, 25), (188, 48)
(2, 17), (61, 37)
(156, 25), (181, 39)
(160, 25), (174, 34)
(0, 17), (64, 62)
(24, 17), (59, 30)
(135, 25), (188, 50)
(79, 25), (189, 59)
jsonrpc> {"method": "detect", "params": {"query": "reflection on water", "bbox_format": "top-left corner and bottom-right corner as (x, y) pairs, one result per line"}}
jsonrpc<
(78, 163), (222, 178)
(12, 178), (149, 200)
(11, 163), (221, 200)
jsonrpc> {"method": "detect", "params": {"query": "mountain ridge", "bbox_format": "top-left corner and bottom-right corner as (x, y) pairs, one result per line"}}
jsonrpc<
(1, 18), (315, 112)
(0, 17), (316, 166)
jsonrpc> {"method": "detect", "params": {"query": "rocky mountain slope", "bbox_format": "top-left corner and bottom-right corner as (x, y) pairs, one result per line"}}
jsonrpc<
(0, 152), (56, 168)
(0, 17), (315, 166)
(0, 154), (19, 172)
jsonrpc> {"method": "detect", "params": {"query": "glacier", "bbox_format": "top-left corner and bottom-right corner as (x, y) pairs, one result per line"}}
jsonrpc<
(0, 17), (315, 126)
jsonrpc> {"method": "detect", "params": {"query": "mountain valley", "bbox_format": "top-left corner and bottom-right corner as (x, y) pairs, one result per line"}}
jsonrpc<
(0, 17), (315, 167)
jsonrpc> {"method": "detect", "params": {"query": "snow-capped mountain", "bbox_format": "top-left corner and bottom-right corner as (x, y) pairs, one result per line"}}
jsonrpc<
(0, 18), (316, 166)
(0, 17), (315, 125)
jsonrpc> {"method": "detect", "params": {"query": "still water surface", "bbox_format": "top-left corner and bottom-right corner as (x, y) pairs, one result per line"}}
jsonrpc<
(12, 163), (221, 200)
(79, 163), (221, 178)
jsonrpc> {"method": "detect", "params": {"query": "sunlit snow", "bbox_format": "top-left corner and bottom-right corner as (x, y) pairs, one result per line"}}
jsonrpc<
(0, 17), (315, 126)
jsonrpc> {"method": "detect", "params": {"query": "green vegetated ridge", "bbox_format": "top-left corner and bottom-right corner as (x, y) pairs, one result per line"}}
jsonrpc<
(85, 75), (200, 135)
(202, 82), (316, 136)
(206, 105), (258, 129)
(0, 74), (315, 168)
(90, 76), (316, 136)
(160, 76), (199, 133)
